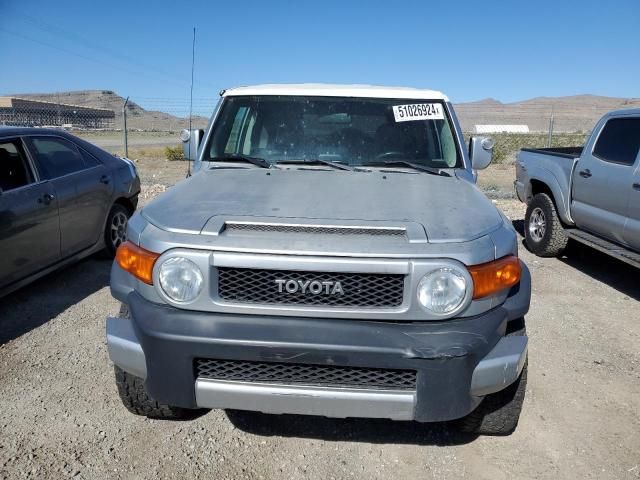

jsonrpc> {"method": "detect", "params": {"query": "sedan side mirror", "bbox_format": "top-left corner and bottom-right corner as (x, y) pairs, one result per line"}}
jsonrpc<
(180, 129), (204, 161)
(469, 136), (494, 170)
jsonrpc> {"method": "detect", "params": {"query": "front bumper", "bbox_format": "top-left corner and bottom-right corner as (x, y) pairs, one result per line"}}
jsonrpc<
(107, 264), (530, 423)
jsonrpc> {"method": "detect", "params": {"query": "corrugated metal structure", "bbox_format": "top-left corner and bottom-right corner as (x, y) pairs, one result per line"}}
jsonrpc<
(0, 97), (115, 129)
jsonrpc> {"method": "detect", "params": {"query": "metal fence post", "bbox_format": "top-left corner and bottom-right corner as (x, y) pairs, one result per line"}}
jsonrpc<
(56, 92), (62, 126)
(122, 96), (129, 157)
(547, 110), (554, 147)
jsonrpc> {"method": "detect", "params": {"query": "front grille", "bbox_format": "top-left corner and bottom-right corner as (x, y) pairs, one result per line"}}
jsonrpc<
(196, 358), (417, 390)
(224, 222), (406, 237)
(217, 268), (404, 307)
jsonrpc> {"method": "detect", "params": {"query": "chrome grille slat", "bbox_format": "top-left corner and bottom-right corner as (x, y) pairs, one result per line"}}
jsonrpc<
(217, 267), (404, 307)
(195, 359), (417, 390)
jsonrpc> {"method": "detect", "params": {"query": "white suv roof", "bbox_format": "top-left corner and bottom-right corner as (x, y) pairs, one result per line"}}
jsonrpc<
(223, 84), (449, 101)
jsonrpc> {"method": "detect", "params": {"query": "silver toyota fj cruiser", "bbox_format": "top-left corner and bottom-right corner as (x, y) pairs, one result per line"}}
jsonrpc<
(107, 84), (530, 435)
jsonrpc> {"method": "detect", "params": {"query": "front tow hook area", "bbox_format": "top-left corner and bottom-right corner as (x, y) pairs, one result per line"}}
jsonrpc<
(470, 335), (528, 396)
(106, 316), (147, 379)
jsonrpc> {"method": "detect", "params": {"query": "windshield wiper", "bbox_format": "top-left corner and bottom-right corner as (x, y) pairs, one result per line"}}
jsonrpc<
(276, 159), (354, 171)
(363, 160), (450, 177)
(209, 154), (271, 169)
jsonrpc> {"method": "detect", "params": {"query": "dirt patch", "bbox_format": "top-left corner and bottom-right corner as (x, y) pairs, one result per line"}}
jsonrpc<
(1, 159), (639, 480)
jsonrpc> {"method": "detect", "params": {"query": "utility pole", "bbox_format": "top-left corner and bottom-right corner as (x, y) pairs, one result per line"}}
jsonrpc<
(122, 96), (129, 157)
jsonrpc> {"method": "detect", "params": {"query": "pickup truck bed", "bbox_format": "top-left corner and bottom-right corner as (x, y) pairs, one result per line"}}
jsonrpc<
(520, 146), (583, 159)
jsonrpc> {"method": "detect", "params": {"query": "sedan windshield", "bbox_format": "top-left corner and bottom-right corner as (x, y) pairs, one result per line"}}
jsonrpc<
(205, 95), (461, 168)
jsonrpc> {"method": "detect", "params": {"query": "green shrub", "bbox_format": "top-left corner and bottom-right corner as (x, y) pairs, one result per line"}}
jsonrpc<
(164, 145), (184, 161)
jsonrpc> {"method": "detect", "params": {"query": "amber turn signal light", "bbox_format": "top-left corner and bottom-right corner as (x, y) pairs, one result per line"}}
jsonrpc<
(115, 241), (160, 285)
(468, 256), (521, 299)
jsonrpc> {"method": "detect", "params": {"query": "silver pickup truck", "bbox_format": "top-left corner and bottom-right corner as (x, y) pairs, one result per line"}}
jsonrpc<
(107, 84), (530, 435)
(515, 109), (640, 267)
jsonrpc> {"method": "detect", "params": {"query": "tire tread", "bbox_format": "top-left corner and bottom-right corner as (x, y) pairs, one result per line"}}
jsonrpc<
(525, 193), (568, 257)
(456, 321), (527, 435)
(113, 302), (197, 420)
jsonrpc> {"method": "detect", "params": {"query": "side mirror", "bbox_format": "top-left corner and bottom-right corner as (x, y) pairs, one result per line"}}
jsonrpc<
(469, 136), (494, 170)
(180, 129), (204, 161)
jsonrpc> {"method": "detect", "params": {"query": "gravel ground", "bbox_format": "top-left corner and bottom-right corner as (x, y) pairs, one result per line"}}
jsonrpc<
(1, 162), (639, 480)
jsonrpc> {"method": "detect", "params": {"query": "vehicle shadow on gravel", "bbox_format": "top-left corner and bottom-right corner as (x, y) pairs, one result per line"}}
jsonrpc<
(225, 410), (479, 446)
(559, 244), (640, 300)
(0, 256), (111, 345)
(512, 220), (640, 301)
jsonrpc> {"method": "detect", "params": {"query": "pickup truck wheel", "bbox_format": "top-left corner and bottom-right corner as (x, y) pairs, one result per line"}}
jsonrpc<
(524, 193), (568, 257)
(456, 322), (527, 435)
(113, 302), (202, 420)
(104, 204), (131, 258)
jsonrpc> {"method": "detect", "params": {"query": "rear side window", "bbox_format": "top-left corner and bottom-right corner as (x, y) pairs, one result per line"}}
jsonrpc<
(0, 140), (34, 192)
(79, 148), (101, 167)
(593, 118), (640, 166)
(30, 137), (87, 179)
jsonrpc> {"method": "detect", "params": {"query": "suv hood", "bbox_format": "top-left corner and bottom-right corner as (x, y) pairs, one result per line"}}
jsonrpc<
(141, 168), (502, 243)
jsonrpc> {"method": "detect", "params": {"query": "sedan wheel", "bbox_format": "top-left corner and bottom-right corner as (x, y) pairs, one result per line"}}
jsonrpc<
(104, 204), (131, 258)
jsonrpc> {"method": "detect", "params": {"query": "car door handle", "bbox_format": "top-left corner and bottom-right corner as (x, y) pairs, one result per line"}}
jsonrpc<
(100, 175), (111, 184)
(579, 169), (592, 178)
(38, 193), (55, 205)
(633, 183), (640, 191)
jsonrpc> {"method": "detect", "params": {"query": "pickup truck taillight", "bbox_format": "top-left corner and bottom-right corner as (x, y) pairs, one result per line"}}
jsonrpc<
(115, 241), (160, 285)
(468, 256), (521, 299)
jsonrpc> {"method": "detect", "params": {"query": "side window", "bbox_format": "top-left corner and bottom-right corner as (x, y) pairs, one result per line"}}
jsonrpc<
(439, 121), (457, 167)
(0, 140), (34, 192)
(224, 107), (250, 153)
(592, 118), (640, 166)
(30, 137), (87, 179)
(79, 148), (101, 167)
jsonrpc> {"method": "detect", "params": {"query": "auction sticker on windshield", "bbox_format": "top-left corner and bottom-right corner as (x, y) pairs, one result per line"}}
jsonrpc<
(393, 103), (444, 122)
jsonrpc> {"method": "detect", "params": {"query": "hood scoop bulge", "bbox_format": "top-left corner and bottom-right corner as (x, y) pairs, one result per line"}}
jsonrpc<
(201, 217), (428, 243)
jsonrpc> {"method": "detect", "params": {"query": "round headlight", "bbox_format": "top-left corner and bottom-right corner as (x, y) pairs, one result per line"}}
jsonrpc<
(158, 257), (203, 303)
(179, 129), (191, 142)
(417, 268), (467, 314)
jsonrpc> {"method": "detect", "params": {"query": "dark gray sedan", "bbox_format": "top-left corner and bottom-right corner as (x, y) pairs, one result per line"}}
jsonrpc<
(0, 127), (140, 297)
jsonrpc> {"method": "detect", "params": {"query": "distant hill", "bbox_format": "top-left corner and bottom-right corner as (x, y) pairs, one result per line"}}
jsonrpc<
(7, 90), (210, 131)
(454, 94), (640, 132)
(7, 90), (640, 133)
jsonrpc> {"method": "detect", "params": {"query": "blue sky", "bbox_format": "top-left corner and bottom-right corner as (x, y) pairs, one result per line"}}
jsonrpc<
(1, 0), (638, 110)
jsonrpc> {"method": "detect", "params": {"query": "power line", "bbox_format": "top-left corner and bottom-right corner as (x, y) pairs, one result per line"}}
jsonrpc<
(0, 28), (188, 88)
(10, 11), (188, 84)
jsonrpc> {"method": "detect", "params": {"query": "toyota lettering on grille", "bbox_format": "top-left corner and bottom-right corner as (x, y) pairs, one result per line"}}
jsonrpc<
(275, 278), (344, 295)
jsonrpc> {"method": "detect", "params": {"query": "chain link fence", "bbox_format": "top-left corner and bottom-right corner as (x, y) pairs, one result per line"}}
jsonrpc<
(1, 92), (637, 163)
(0, 96), (116, 129)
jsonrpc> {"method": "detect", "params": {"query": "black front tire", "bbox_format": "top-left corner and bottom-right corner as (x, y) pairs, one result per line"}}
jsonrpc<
(104, 204), (130, 258)
(456, 320), (527, 435)
(524, 193), (568, 257)
(113, 302), (202, 420)
(114, 366), (199, 419)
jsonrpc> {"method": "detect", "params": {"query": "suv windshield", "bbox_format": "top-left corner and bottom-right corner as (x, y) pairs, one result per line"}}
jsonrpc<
(205, 95), (462, 168)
